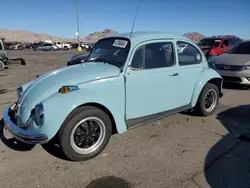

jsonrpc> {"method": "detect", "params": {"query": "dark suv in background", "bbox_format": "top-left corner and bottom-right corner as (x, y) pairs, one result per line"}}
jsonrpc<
(197, 35), (242, 58)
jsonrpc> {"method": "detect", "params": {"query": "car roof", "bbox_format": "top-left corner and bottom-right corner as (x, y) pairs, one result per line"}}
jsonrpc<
(106, 31), (191, 47)
(202, 35), (239, 40)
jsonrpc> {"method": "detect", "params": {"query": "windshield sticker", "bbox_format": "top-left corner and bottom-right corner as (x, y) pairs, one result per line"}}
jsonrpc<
(196, 54), (201, 61)
(113, 39), (128, 48)
(215, 40), (221, 42)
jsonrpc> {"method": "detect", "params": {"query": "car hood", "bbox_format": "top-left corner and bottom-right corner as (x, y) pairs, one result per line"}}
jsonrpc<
(212, 53), (250, 65)
(17, 62), (121, 123)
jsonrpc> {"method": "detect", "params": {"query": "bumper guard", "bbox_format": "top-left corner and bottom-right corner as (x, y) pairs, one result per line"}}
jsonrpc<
(3, 103), (48, 144)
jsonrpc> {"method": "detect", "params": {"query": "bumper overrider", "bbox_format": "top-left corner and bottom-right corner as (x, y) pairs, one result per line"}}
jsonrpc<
(3, 103), (48, 144)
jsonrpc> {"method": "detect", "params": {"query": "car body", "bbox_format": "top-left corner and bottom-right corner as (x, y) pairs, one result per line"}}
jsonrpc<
(37, 43), (58, 51)
(0, 38), (9, 71)
(197, 35), (242, 58)
(208, 40), (250, 85)
(3, 32), (223, 161)
(67, 52), (90, 66)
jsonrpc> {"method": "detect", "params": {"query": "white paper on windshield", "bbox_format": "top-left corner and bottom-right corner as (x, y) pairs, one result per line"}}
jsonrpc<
(113, 39), (128, 48)
(215, 40), (221, 42)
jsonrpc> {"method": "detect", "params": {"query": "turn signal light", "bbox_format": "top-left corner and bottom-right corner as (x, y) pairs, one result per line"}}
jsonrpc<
(59, 85), (79, 94)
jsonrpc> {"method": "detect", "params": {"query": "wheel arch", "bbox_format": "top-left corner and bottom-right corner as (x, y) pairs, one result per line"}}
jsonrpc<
(77, 102), (118, 134)
(191, 73), (223, 107)
(207, 77), (223, 96)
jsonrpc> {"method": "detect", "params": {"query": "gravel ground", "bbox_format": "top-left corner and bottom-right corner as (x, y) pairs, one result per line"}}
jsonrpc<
(0, 50), (250, 188)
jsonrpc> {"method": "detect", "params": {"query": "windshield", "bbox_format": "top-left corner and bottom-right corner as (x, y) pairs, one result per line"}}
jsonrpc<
(227, 41), (250, 54)
(87, 37), (130, 68)
(197, 39), (221, 47)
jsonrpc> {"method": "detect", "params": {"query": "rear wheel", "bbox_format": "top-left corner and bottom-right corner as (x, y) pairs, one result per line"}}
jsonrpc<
(0, 60), (5, 71)
(195, 83), (219, 116)
(64, 46), (69, 50)
(58, 106), (112, 161)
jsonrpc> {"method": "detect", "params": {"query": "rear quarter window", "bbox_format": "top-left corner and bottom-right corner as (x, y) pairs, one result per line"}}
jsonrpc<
(177, 41), (202, 66)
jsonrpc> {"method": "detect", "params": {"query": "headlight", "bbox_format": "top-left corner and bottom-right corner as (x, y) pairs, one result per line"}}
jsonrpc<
(17, 87), (23, 100)
(241, 65), (250, 70)
(35, 103), (44, 126)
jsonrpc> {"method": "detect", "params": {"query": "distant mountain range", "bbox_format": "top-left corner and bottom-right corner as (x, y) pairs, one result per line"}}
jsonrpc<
(0, 28), (206, 43)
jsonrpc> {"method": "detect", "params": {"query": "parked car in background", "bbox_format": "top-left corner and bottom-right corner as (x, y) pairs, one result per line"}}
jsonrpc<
(36, 43), (58, 51)
(31, 42), (44, 50)
(70, 43), (79, 49)
(197, 35), (242, 58)
(3, 32), (223, 161)
(0, 38), (9, 71)
(67, 52), (90, 66)
(54, 42), (72, 50)
(208, 40), (250, 85)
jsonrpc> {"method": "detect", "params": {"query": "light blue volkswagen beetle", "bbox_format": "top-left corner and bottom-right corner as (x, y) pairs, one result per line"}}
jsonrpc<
(3, 32), (223, 161)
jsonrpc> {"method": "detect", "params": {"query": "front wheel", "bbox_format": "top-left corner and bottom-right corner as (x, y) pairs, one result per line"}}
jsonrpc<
(194, 83), (219, 116)
(58, 106), (112, 161)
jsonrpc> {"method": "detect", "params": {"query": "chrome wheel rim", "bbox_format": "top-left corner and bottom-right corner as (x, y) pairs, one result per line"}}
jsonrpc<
(204, 89), (217, 112)
(70, 117), (106, 154)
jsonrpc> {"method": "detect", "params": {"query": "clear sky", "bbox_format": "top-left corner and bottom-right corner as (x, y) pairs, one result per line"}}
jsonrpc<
(1, 0), (250, 39)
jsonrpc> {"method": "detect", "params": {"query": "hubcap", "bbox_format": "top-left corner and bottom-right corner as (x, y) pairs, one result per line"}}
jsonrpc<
(70, 117), (106, 154)
(204, 89), (217, 112)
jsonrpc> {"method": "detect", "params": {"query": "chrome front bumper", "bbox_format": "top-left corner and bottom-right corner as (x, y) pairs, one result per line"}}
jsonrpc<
(3, 103), (48, 144)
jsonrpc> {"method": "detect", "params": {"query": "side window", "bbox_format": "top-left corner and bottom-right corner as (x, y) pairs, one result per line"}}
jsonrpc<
(177, 41), (202, 66)
(229, 39), (237, 46)
(222, 39), (229, 47)
(131, 42), (175, 69)
(235, 38), (242, 44)
(131, 46), (144, 69)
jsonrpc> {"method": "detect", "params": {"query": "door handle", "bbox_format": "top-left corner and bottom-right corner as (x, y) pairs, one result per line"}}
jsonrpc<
(169, 72), (179, 76)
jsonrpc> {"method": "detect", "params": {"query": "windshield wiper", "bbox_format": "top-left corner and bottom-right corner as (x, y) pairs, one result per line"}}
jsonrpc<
(89, 57), (122, 71)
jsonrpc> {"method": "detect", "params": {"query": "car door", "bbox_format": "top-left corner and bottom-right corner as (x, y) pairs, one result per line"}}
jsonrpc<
(175, 41), (204, 107)
(125, 41), (180, 121)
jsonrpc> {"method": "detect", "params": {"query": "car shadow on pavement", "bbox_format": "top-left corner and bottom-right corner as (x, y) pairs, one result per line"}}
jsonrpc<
(0, 118), (70, 160)
(0, 119), (35, 151)
(222, 82), (249, 90)
(85, 176), (132, 188)
(204, 105), (250, 188)
(41, 136), (70, 161)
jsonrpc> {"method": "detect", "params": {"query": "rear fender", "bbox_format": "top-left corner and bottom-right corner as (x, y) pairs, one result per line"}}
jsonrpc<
(191, 68), (223, 107)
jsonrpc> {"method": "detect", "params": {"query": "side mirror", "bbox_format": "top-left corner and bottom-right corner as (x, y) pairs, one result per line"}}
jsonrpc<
(203, 49), (211, 57)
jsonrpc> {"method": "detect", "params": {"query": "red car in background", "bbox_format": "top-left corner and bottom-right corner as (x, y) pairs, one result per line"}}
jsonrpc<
(197, 35), (242, 58)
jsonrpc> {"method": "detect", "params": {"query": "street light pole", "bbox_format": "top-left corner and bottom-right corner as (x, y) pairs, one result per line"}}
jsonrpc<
(76, 0), (81, 52)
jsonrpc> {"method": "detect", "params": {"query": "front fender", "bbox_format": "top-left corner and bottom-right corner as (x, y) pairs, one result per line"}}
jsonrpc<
(40, 77), (126, 140)
(191, 68), (222, 106)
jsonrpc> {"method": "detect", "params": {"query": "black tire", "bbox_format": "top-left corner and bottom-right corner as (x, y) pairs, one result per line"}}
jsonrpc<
(194, 83), (219, 116)
(0, 60), (5, 71)
(64, 46), (69, 50)
(58, 106), (112, 161)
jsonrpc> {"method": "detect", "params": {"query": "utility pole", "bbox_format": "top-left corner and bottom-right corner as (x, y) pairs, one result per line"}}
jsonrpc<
(76, 0), (81, 52)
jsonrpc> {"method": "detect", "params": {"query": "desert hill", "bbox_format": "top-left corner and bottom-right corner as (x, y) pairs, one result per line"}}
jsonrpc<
(0, 28), (205, 43)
